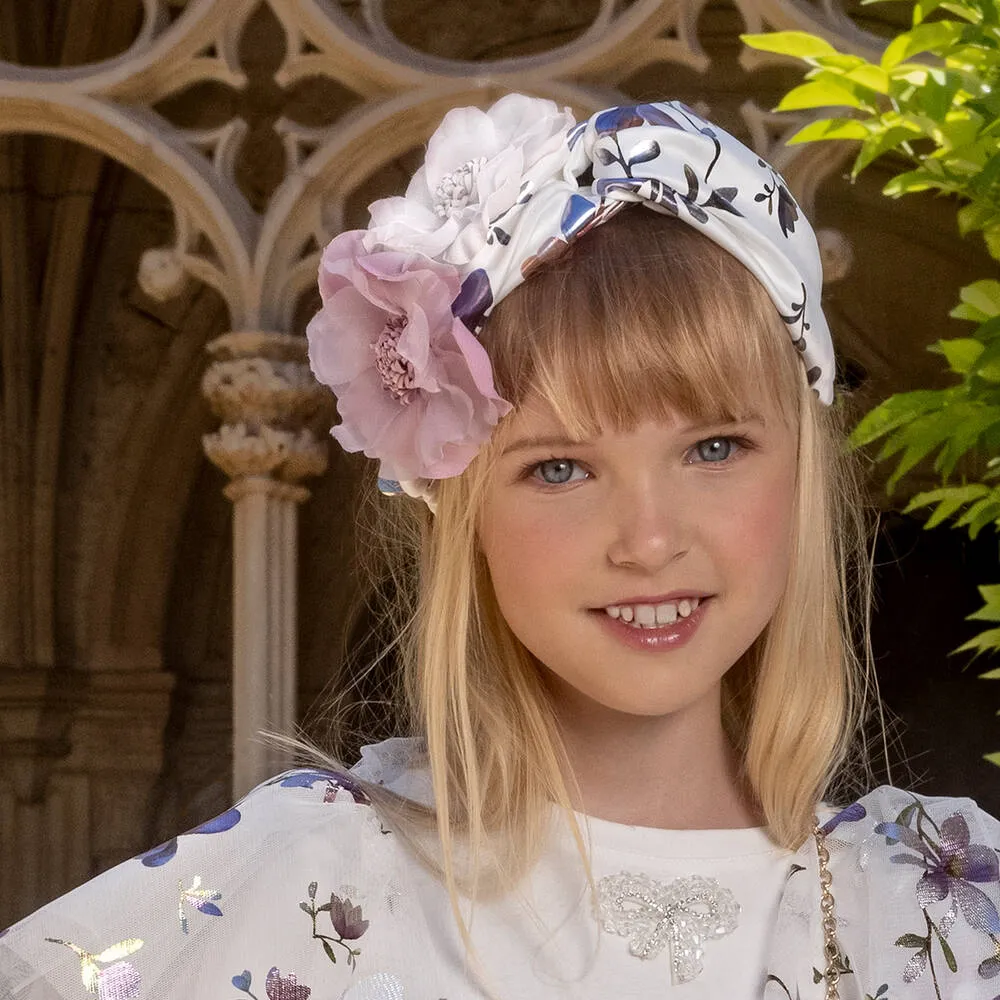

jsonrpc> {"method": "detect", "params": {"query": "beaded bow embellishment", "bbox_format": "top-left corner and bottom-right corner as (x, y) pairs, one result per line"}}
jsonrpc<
(596, 871), (740, 983)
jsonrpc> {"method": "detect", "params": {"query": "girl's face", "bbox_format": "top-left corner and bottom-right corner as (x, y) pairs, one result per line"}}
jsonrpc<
(478, 392), (799, 721)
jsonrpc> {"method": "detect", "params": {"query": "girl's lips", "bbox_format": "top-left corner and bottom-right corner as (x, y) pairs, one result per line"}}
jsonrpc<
(591, 596), (710, 651)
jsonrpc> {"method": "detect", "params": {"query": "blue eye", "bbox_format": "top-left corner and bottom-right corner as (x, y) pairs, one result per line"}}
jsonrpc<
(533, 459), (584, 485)
(691, 437), (739, 463)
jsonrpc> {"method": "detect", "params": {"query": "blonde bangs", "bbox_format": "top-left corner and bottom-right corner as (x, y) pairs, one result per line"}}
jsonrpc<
(480, 207), (804, 439)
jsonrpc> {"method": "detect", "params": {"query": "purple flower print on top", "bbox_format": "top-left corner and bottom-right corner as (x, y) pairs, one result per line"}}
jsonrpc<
(299, 881), (370, 969)
(874, 798), (1000, 998)
(138, 807), (241, 868)
(877, 811), (1000, 935)
(232, 967), (312, 1000)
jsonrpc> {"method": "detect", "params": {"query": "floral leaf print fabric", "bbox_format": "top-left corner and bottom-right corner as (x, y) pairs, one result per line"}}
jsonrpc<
(299, 881), (370, 968)
(178, 876), (223, 933)
(45, 937), (144, 999)
(766, 785), (1000, 999)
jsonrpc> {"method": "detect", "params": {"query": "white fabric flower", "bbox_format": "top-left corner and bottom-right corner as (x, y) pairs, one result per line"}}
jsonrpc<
(363, 93), (574, 265)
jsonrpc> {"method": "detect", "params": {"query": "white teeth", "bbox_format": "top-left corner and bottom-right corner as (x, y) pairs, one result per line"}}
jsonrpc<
(655, 602), (678, 625)
(634, 604), (656, 626)
(604, 597), (703, 628)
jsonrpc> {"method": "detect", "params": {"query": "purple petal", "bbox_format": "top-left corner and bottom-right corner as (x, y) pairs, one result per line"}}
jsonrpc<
(265, 967), (311, 1000)
(940, 813), (972, 854)
(979, 954), (1000, 979)
(956, 843), (1000, 883)
(954, 880), (1000, 933)
(96, 962), (141, 1000)
(194, 900), (222, 916)
(916, 870), (950, 907)
(232, 971), (252, 992)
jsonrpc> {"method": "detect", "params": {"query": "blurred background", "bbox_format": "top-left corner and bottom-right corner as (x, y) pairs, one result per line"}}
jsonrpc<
(1, 0), (996, 928)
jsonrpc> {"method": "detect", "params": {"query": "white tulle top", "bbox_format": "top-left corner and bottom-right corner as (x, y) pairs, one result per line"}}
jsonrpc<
(3, 737), (1000, 1000)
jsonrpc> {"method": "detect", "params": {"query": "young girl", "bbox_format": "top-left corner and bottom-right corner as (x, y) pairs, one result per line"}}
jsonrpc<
(3, 95), (999, 1000)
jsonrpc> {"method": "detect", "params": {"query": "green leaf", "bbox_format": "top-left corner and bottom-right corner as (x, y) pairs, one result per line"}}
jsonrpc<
(959, 279), (1000, 319)
(740, 31), (840, 59)
(788, 118), (872, 144)
(913, 0), (946, 24)
(321, 938), (338, 964)
(931, 336), (985, 373)
(984, 751), (1000, 765)
(954, 496), (1000, 537)
(850, 389), (952, 448)
(968, 583), (1000, 620)
(984, 224), (1000, 260)
(955, 625), (1000, 655)
(881, 22), (967, 70)
(932, 924), (958, 973)
(904, 483), (990, 526)
(883, 168), (943, 196)
(812, 54), (869, 72)
(846, 64), (892, 93)
(958, 200), (997, 236)
(853, 125), (925, 175)
(776, 79), (871, 111)
(978, 667), (1000, 677)
(896, 933), (929, 949)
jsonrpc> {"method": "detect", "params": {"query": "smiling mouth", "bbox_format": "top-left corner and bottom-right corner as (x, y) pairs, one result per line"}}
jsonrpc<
(597, 596), (707, 629)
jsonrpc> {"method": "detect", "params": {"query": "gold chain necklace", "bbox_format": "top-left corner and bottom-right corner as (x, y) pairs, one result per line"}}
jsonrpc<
(813, 822), (842, 1000)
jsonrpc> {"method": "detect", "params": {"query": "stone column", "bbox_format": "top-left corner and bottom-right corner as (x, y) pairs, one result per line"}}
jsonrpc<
(201, 331), (331, 797)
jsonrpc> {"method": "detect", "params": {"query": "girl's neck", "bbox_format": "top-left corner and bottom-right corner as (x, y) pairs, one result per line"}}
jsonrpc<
(554, 687), (764, 831)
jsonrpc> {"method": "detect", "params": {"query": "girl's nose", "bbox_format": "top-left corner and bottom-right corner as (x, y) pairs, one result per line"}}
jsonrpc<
(605, 483), (689, 572)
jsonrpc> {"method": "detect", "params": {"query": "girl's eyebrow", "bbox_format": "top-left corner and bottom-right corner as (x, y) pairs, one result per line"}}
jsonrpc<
(501, 434), (590, 457)
(501, 415), (767, 457)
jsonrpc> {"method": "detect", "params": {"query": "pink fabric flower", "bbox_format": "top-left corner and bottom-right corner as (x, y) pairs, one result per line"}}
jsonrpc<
(307, 231), (510, 482)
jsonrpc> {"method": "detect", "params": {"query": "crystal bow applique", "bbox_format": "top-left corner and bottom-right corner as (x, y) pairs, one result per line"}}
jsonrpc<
(596, 871), (740, 983)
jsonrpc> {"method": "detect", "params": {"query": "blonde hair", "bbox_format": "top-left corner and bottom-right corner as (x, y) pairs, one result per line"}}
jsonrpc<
(313, 207), (874, 969)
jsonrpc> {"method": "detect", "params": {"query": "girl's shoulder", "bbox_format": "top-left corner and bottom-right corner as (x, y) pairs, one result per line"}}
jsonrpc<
(0, 767), (406, 1000)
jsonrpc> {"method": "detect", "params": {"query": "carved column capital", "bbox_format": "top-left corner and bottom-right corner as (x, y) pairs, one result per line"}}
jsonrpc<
(201, 331), (333, 486)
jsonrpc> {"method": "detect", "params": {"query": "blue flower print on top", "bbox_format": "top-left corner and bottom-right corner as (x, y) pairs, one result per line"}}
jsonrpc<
(138, 807), (241, 868)
(592, 104), (685, 137)
(274, 768), (371, 805)
(820, 801), (867, 836)
(451, 268), (493, 332)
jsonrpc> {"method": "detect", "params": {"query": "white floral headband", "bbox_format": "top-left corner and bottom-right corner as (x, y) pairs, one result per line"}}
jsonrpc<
(306, 95), (835, 503)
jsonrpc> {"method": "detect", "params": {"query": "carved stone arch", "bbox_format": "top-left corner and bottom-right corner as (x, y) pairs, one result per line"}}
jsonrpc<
(0, 98), (255, 320)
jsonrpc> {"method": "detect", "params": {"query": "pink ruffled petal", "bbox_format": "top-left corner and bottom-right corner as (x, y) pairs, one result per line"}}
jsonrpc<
(306, 290), (386, 387)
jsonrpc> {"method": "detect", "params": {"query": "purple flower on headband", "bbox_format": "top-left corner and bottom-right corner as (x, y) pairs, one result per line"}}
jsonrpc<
(364, 93), (573, 266)
(307, 231), (510, 482)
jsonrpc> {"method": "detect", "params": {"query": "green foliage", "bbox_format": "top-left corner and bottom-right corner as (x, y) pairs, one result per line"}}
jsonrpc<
(744, 0), (1000, 756)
